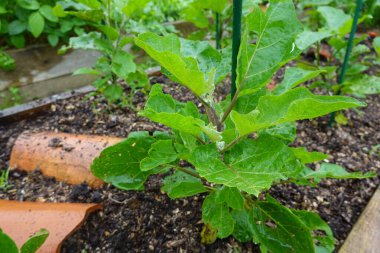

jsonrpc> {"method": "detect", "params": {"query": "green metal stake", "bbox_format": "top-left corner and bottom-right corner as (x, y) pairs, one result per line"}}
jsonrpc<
(215, 12), (221, 49)
(329, 0), (363, 126)
(231, 0), (243, 99)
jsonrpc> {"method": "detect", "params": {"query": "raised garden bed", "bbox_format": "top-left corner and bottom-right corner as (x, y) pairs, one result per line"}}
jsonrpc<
(0, 74), (379, 252)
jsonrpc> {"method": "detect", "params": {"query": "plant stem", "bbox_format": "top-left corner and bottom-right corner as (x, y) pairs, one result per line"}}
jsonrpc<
(220, 90), (239, 124)
(221, 135), (243, 153)
(175, 166), (201, 179)
(215, 12), (221, 49)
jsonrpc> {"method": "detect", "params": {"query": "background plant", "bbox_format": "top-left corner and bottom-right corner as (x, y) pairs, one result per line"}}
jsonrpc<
(91, 1), (374, 252)
(0, 228), (48, 253)
(0, 0), (87, 70)
(292, 1), (380, 124)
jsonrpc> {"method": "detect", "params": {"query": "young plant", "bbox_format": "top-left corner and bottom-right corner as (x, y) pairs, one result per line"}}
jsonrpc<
(0, 168), (10, 191)
(91, 1), (373, 252)
(55, 0), (151, 108)
(294, 3), (380, 124)
(0, 228), (49, 253)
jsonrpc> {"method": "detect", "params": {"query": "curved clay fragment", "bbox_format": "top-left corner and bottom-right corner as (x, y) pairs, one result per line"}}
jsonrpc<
(0, 200), (102, 253)
(9, 131), (122, 188)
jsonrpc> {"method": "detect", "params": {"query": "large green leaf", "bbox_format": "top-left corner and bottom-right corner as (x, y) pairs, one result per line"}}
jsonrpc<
(231, 208), (257, 243)
(0, 229), (18, 253)
(162, 170), (206, 199)
(135, 33), (226, 97)
(91, 132), (166, 190)
(61, 32), (112, 54)
(272, 67), (326, 95)
(252, 199), (315, 253)
(140, 140), (177, 171)
(231, 87), (365, 136)
(189, 134), (303, 196)
(122, 0), (150, 18)
(139, 85), (221, 141)
(292, 210), (335, 253)
(237, 0), (302, 94)
(202, 193), (235, 238)
(20, 228), (49, 253)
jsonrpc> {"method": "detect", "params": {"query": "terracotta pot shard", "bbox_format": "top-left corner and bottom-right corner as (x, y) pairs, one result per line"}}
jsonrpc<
(0, 200), (102, 253)
(9, 131), (123, 188)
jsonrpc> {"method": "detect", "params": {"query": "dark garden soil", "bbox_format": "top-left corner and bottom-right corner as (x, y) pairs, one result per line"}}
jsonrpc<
(1, 71), (380, 252)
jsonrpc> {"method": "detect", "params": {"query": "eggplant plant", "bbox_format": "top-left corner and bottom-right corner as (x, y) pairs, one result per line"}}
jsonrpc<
(91, 1), (374, 252)
(55, 0), (152, 108)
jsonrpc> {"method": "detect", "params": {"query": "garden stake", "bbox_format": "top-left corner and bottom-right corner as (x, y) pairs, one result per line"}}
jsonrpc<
(231, 0), (243, 99)
(215, 12), (221, 49)
(329, 0), (363, 127)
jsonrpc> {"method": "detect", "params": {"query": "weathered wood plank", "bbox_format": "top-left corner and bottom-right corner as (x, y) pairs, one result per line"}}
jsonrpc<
(339, 186), (380, 253)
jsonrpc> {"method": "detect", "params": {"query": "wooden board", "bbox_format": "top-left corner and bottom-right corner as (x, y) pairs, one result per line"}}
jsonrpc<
(339, 186), (380, 253)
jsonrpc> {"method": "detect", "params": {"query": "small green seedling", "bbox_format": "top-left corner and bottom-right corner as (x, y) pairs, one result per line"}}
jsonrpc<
(0, 228), (49, 253)
(0, 168), (10, 191)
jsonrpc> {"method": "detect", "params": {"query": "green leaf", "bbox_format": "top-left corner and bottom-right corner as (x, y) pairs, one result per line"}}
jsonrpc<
(260, 122), (296, 144)
(53, 4), (67, 18)
(0, 51), (16, 71)
(0, 229), (18, 253)
(47, 34), (59, 47)
(214, 186), (244, 210)
(192, 0), (229, 14)
(73, 67), (100, 76)
(103, 85), (123, 102)
(97, 25), (119, 41)
(292, 210), (335, 253)
(122, 0), (150, 18)
(317, 6), (351, 35)
(202, 193), (235, 238)
(374, 37), (380, 57)
(39, 5), (59, 22)
(8, 20), (26, 35)
(189, 134), (303, 196)
(140, 85), (221, 141)
(28, 12), (45, 38)
(231, 208), (257, 242)
(342, 75), (380, 97)
(295, 30), (332, 51)
(302, 163), (376, 180)
(135, 33), (224, 97)
(111, 50), (136, 79)
(91, 132), (164, 190)
(20, 228), (49, 253)
(10, 35), (25, 48)
(252, 199), (315, 253)
(237, 0), (303, 94)
(291, 147), (328, 164)
(140, 140), (177, 171)
(231, 87), (366, 137)
(273, 67), (326, 95)
(17, 0), (40, 10)
(162, 170), (207, 199)
(182, 5), (209, 28)
(65, 32), (112, 53)
(75, 0), (101, 10)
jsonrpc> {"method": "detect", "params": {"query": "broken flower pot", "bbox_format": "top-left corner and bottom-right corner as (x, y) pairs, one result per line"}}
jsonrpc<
(9, 131), (122, 188)
(0, 200), (102, 253)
